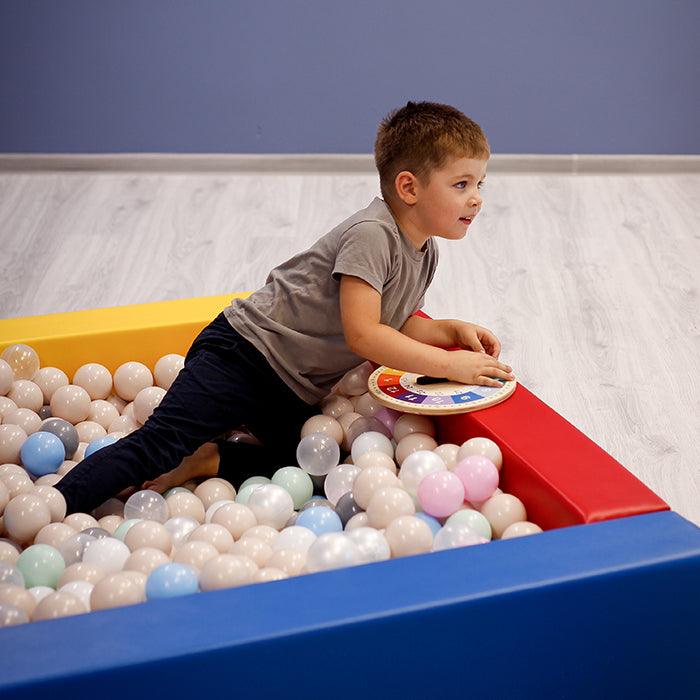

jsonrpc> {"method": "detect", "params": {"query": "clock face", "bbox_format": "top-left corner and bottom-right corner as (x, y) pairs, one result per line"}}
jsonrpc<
(368, 367), (517, 415)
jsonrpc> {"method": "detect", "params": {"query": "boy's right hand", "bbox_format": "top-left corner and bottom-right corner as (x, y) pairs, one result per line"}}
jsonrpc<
(445, 350), (515, 387)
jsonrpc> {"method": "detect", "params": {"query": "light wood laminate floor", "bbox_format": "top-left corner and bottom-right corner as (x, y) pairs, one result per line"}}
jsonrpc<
(1, 169), (698, 524)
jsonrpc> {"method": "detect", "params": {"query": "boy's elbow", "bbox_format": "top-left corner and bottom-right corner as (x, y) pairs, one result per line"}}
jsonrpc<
(344, 323), (378, 356)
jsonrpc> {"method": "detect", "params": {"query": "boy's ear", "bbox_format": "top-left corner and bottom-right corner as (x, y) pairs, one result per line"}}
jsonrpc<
(394, 170), (419, 205)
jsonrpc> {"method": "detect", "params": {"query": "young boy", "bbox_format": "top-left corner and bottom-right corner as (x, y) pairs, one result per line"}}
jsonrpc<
(55, 101), (514, 515)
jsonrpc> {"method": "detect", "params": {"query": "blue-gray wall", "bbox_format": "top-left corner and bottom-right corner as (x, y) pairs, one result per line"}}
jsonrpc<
(1, 1), (698, 154)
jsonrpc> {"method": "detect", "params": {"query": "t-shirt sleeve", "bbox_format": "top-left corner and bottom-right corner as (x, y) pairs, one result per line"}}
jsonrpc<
(331, 221), (396, 293)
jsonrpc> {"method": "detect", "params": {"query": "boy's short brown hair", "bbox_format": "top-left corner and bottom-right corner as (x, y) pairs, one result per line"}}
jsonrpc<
(374, 101), (490, 202)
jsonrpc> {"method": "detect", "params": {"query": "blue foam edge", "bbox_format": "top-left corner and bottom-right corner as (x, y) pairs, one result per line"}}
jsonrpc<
(1, 510), (699, 698)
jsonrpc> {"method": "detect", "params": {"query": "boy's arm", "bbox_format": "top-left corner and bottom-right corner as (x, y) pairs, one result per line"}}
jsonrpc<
(339, 276), (513, 385)
(340, 276), (451, 377)
(398, 314), (456, 348)
(400, 314), (502, 359)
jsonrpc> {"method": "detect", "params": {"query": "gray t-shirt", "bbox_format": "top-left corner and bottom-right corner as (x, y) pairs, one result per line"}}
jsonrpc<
(224, 197), (439, 403)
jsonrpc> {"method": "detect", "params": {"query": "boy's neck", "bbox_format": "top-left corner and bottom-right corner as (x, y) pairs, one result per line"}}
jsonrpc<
(383, 198), (430, 252)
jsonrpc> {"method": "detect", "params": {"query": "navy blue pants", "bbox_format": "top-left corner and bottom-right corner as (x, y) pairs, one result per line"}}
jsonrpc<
(56, 313), (316, 514)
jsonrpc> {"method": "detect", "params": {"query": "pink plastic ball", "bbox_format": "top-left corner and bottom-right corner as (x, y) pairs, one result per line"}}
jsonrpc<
(453, 456), (500, 503)
(416, 471), (465, 518)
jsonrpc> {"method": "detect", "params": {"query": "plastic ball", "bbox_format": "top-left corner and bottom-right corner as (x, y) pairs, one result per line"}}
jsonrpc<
(399, 450), (447, 497)
(345, 416), (393, 446)
(433, 523), (487, 551)
(3, 494), (51, 543)
(458, 437), (503, 470)
(82, 537), (130, 574)
(0, 604), (29, 627)
(20, 431), (65, 476)
(113, 362), (153, 402)
(270, 526), (317, 554)
(337, 362), (373, 396)
(295, 506), (342, 536)
(395, 432), (438, 466)
(58, 580), (94, 610)
(271, 467), (313, 509)
(384, 515), (434, 557)
(305, 533), (363, 572)
(393, 414), (436, 441)
(235, 483), (264, 506)
(319, 394), (354, 419)
(113, 518), (143, 541)
(32, 484), (68, 524)
(366, 487), (415, 529)
(480, 493), (527, 538)
(72, 363), (113, 400)
(323, 464), (361, 506)
(445, 508), (492, 541)
(0, 359), (15, 395)
(0, 562), (25, 587)
(345, 527), (391, 563)
(453, 455), (499, 503)
(16, 544), (65, 588)
(8, 380), (43, 412)
(300, 415), (343, 444)
(247, 485), (294, 530)
(124, 489), (169, 523)
(296, 432), (340, 476)
(1, 344), (40, 380)
(50, 385), (91, 424)
(414, 512), (442, 536)
(146, 562), (199, 599)
(198, 554), (257, 591)
(417, 470), (465, 518)
(84, 434), (119, 459)
(501, 521), (543, 539)
(90, 572), (146, 610)
(32, 591), (87, 620)
(0, 424), (28, 464)
(154, 354), (185, 390)
(350, 430), (393, 463)
(40, 418), (79, 459)
(133, 386), (166, 425)
(334, 492), (363, 526)
(352, 466), (400, 510)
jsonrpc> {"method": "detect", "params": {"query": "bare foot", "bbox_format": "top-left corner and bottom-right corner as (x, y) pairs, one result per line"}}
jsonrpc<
(141, 442), (220, 493)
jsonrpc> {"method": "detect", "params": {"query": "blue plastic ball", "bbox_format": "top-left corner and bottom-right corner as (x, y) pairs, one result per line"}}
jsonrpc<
(295, 505), (342, 536)
(84, 435), (119, 458)
(414, 512), (443, 536)
(146, 563), (199, 599)
(19, 431), (65, 476)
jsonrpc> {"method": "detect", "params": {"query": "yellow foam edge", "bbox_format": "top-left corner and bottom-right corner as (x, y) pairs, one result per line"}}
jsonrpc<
(0, 293), (251, 376)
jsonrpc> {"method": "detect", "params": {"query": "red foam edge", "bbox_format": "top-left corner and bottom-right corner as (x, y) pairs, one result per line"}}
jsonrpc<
(409, 310), (668, 529)
(437, 385), (669, 529)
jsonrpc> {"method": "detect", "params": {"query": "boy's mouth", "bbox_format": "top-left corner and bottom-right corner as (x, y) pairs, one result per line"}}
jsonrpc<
(459, 217), (473, 225)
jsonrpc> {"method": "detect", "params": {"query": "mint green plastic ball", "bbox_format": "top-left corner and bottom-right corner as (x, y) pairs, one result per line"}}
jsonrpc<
(239, 476), (271, 491)
(445, 508), (492, 540)
(113, 518), (143, 541)
(16, 544), (65, 589)
(235, 484), (263, 506)
(272, 467), (314, 509)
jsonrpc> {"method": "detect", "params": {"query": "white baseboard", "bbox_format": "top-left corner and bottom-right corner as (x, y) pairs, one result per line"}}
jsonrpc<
(0, 153), (698, 173)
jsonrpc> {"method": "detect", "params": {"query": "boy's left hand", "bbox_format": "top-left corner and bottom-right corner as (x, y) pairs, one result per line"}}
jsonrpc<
(452, 322), (501, 359)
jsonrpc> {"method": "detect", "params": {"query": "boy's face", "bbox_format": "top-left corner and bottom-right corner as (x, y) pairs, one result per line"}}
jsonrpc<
(413, 156), (488, 240)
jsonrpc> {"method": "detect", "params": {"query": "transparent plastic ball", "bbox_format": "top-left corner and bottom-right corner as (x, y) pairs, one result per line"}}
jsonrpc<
(124, 489), (169, 523)
(296, 432), (340, 476)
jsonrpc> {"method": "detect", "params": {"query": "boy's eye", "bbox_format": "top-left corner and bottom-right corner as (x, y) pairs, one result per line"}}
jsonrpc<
(455, 181), (467, 189)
